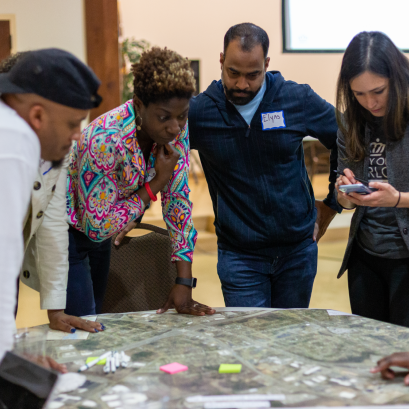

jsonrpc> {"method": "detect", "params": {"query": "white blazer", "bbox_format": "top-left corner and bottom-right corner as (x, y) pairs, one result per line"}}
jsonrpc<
(20, 158), (69, 310)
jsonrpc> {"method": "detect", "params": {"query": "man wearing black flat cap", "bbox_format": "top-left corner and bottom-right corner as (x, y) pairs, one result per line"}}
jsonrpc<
(0, 48), (102, 369)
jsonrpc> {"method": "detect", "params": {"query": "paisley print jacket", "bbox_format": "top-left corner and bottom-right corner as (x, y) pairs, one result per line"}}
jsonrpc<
(67, 100), (197, 262)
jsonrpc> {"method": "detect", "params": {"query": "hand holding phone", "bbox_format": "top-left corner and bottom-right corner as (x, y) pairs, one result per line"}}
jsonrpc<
(339, 184), (378, 195)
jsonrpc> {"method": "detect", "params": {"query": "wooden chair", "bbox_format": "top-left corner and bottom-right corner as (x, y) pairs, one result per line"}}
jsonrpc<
(101, 223), (177, 313)
(303, 139), (330, 182)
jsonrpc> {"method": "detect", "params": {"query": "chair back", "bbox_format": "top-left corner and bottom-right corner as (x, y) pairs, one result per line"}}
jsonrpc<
(101, 223), (177, 313)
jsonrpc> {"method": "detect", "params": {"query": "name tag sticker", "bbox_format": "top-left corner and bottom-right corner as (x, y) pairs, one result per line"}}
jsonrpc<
(261, 111), (286, 130)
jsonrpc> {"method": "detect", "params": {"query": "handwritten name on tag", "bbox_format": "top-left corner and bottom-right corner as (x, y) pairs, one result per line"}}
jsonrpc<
(261, 111), (286, 130)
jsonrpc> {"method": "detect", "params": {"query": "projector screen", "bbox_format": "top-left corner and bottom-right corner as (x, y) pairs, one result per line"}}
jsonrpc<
(283, 0), (409, 52)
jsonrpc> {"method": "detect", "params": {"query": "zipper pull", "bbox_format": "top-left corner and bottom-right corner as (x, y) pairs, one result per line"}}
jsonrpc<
(245, 125), (251, 138)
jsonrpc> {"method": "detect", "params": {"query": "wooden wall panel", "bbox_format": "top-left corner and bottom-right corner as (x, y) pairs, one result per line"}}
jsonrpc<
(0, 21), (11, 62)
(85, 0), (120, 122)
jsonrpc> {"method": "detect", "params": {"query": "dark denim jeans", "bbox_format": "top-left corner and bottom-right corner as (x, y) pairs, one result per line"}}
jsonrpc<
(65, 226), (112, 317)
(217, 241), (318, 308)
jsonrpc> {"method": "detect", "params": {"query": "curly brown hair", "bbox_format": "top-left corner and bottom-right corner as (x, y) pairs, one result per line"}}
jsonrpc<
(0, 52), (28, 74)
(132, 47), (195, 106)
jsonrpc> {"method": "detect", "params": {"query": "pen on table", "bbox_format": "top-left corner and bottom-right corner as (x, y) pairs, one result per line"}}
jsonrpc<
(78, 351), (112, 372)
(333, 170), (369, 186)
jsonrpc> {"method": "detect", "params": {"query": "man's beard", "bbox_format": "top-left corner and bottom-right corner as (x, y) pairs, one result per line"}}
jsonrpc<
(52, 159), (64, 169)
(222, 79), (261, 106)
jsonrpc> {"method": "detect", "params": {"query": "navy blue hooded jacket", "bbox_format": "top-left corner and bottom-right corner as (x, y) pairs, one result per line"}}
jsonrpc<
(189, 71), (340, 258)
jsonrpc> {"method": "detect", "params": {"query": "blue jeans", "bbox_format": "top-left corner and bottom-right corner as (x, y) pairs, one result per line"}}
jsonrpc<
(217, 241), (318, 308)
(65, 226), (112, 316)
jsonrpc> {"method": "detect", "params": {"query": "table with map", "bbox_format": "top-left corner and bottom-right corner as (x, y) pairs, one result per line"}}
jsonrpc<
(42, 308), (409, 408)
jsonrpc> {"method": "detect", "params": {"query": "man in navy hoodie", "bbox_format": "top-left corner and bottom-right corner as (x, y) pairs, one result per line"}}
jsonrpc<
(189, 23), (341, 308)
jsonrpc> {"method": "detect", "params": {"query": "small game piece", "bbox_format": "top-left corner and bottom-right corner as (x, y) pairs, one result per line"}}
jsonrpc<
(121, 351), (130, 368)
(219, 364), (242, 373)
(160, 362), (188, 374)
(110, 357), (116, 373)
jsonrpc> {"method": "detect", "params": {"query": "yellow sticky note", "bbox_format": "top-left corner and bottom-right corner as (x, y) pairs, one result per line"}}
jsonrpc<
(219, 364), (242, 373)
(86, 357), (106, 365)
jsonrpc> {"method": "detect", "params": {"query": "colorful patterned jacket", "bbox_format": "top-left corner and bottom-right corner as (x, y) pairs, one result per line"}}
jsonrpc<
(67, 100), (197, 262)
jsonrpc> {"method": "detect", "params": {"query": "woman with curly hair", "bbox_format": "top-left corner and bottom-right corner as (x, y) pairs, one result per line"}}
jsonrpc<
(335, 32), (409, 326)
(66, 47), (215, 317)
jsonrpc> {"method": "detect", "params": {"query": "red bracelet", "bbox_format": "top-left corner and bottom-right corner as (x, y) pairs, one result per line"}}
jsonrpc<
(145, 182), (157, 202)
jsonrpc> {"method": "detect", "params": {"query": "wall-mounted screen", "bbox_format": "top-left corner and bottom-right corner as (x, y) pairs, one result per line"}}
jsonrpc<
(283, 0), (409, 52)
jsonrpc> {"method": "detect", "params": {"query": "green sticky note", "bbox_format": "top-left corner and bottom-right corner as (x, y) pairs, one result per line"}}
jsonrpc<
(86, 357), (107, 365)
(219, 364), (242, 373)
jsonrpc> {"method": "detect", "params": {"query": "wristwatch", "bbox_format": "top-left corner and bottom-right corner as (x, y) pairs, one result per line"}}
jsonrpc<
(175, 277), (197, 288)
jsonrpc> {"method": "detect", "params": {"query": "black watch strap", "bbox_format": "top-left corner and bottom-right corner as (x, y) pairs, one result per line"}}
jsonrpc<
(175, 277), (197, 288)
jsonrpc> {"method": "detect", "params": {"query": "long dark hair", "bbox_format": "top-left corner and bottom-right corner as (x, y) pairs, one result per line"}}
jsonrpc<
(336, 31), (409, 161)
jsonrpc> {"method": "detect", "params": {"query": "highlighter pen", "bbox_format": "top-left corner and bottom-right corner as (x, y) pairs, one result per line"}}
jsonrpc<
(78, 351), (112, 373)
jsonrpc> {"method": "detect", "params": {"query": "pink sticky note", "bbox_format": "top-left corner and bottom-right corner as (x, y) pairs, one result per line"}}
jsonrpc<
(160, 362), (188, 374)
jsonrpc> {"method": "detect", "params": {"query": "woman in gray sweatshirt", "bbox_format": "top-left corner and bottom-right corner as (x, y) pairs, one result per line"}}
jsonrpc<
(335, 31), (409, 327)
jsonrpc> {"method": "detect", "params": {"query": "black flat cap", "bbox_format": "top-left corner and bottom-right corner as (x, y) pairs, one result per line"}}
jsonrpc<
(0, 48), (102, 109)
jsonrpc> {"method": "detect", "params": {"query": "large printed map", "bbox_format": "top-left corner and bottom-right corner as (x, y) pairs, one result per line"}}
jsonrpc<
(44, 308), (409, 408)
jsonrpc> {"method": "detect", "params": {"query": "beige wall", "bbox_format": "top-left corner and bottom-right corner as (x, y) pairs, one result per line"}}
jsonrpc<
(0, 0), (86, 62)
(119, 0), (343, 105)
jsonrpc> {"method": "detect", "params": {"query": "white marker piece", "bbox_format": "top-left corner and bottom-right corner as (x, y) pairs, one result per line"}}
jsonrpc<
(303, 366), (321, 375)
(312, 375), (327, 383)
(110, 356), (116, 373)
(121, 351), (129, 368)
(103, 361), (110, 374)
(283, 376), (296, 382)
(107, 401), (121, 408)
(330, 378), (351, 387)
(115, 351), (120, 368)
(339, 391), (356, 399)
(101, 395), (119, 401)
(82, 401), (97, 408)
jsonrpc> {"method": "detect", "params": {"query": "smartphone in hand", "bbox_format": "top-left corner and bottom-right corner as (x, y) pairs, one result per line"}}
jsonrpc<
(339, 184), (378, 195)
